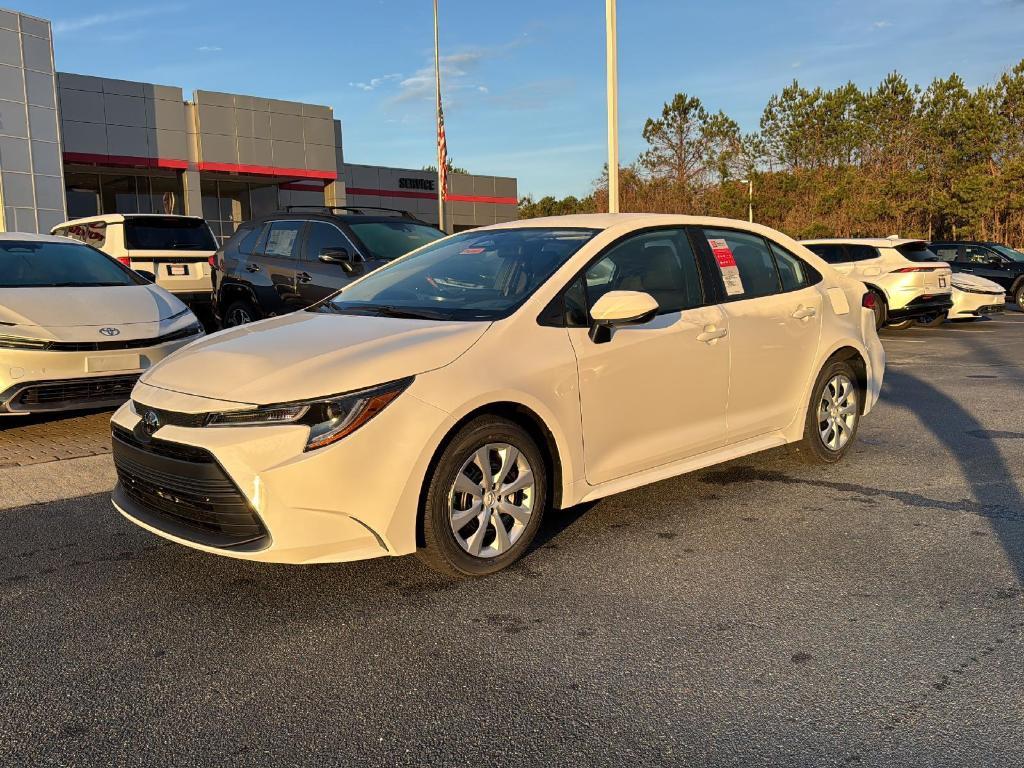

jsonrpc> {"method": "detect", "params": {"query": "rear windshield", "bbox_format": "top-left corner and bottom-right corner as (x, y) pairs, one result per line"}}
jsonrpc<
(896, 243), (941, 262)
(0, 240), (144, 288)
(348, 221), (445, 261)
(123, 217), (217, 251)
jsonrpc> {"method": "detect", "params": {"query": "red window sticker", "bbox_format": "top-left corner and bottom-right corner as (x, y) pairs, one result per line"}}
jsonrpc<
(460, 247), (485, 255)
(707, 238), (745, 296)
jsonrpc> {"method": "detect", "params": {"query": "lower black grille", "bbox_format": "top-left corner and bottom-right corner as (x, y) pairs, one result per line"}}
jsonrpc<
(111, 425), (268, 550)
(131, 401), (208, 429)
(47, 325), (202, 352)
(5, 374), (139, 412)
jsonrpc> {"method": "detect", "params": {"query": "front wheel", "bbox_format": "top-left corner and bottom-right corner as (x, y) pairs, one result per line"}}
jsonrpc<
(223, 299), (259, 328)
(796, 360), (861, 465)
(418, 416), (547, 576)
(1013, 283), (1024, 311)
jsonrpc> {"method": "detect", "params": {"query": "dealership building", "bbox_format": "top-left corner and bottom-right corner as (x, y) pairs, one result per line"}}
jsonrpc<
(0, 8), (518, 239)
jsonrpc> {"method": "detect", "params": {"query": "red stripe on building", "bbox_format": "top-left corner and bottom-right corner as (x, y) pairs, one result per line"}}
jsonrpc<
(346, 186), (516, 206)
(197, 161), (337, 181)
(63, 152), (188, 170)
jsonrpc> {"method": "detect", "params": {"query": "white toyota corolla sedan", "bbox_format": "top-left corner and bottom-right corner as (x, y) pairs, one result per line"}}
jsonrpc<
(1, 233), (204, 416)
(111, 214), (884, 575)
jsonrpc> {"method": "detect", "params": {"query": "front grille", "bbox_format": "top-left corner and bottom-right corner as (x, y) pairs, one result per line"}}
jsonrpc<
(112, 425), (267, 549)
(6, 374), (139, 412)
(47, 325), (201, 353)
(131, 401), (208, 429)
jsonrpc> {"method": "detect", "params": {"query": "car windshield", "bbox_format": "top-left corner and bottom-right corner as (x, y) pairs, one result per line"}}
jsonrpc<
(991, 245), (1024, 262)
(123, 217), (217, 251)
(0, 240), (144, 288)
(348, 221), (445, 261)
(317, 227), (598, 321)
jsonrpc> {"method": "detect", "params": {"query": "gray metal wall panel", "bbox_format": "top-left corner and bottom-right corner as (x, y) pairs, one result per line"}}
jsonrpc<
(0, 99), (27, 136)
(0, 28), (21, 66)
(102, 92), (147, 127)
(0, 62), (23, 102)
(21, 34), (51, 73)
(57, 88), (104, 123)
(0, 9), (17, 31)
(0, 134), (29, 172)
(60, 120), (106, 154)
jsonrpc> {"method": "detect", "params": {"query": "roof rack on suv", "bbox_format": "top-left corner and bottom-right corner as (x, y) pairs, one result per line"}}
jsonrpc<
(284, 205), (418, 220)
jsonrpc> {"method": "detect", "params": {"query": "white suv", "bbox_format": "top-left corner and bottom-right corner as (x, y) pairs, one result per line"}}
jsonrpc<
(110, 214), (884, 576)
(801, 237), (952, 329)
(52, 214), (218, 314)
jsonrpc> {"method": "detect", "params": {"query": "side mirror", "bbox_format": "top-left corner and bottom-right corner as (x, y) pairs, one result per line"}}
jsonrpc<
(588, 290), (659, 343)
(320, 247), (363, 275)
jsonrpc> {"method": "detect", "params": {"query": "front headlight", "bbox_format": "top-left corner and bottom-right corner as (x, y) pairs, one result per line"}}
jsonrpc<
(0, 334), (51, 350)
(205, 377), (413, 451)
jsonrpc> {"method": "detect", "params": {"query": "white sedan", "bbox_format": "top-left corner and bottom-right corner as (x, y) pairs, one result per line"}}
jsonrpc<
(0, 233), (204, 415)
(111, 214), (884, 576)
(949, 273), (1006, 320)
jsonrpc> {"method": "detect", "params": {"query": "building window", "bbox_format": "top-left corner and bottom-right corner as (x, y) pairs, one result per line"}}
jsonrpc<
(101, 175), (140, 214)
(65, 172), (101, 219)
(200, 179), (290, 243)
(65, 171), (184, 220)
(143, 175), (184, 215)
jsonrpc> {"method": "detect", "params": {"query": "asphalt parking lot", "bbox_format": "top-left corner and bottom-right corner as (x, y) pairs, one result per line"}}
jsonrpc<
(1, 314), (1022, 767)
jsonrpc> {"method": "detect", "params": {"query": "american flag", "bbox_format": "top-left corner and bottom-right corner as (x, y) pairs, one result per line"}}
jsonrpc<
(437, 100), (449, 201)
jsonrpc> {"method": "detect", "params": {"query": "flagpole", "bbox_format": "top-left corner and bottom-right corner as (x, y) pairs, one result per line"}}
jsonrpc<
(433, 0), (445, 232)
(606, 0), (619, 214)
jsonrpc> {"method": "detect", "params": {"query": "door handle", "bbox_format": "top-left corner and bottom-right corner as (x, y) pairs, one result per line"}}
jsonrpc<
(245, 263), (261, 273)
(792, 306), (817, 320)
(297, 271), (312, 283)
(696, 326), (728, 343)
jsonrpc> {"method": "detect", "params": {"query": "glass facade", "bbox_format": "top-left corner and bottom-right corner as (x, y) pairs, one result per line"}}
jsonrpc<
(202, 179), (324, 242)
(64, 170), (184, 219)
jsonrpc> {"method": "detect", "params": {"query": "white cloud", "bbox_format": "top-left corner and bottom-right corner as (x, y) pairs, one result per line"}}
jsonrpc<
(53, 5), (186, 35)
(198, 45), (222, 53)
(872, 20), (892, 28)
(349, 73), (402, 92)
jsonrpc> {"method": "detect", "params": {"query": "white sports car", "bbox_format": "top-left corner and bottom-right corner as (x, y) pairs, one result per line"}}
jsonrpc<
(949, 273), (1006, 320)
(0, 233), (204, 415)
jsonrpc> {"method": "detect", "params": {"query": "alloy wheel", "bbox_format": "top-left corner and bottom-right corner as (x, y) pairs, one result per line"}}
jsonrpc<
(818, 374), (858, 451)
(227, 307), (253, 326)
(448, 443), (535, 559)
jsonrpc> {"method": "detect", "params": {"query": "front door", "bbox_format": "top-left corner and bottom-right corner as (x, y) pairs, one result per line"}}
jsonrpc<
(298, 221), (362, 304)
(697, 228), (823, 442)
(260, 220), (306, 312)
(567, 228), (730, 485)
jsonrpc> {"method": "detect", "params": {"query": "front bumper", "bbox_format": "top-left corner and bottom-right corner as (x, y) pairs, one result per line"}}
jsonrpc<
(110, 381), (451, 564)
(0, 335), (200, 414)
(950, 289), (1006, 318)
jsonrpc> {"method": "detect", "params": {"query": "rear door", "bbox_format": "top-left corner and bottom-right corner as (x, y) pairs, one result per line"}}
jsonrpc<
(698, 227), (823, 442)
(296, 220), (361, 304)
(122, 217), (217, 296)
(258, 220), (306, 312)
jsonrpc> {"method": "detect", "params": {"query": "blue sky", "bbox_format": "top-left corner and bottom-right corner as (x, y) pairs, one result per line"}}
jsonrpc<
(15, 0), (1024, 198)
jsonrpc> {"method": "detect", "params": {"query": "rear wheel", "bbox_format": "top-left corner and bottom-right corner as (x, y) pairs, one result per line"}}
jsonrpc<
(418, 416), (547, 577)
(223, 299), (259, 327)
(867, 289), (886, 330)
(797, 359), (861, 465)
(1013, 283), (1024, 311)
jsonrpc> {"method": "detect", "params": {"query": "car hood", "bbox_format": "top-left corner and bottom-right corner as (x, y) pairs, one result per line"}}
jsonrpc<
(0, 284), (187, 331)
(952, 273), (1005, 293)
(141, 310), (491, 404)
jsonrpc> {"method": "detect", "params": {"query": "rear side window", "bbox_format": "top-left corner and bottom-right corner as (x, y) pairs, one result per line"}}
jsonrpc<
(584, 228), (704, 314)
(56, 222), (107, 249)
(769, 242), (817, 291)
(895, 243), (941, 262)
(847, 245), (880, 262)
(805, 244), (846, 264)
(123, 218), (217, 251)
(931, 245), (959, 261)
(263, 221), (304, 259)
(702, 228), (780, 300)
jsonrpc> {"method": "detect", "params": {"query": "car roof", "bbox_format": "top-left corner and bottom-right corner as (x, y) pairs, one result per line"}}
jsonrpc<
(476, 213), (802, 241)
(801, 237), (926, 248)
(254, 211), (433, 226)
(0, 231), (78, 244)
(55, 213), (205, 227)
(929, 240), (998, 246)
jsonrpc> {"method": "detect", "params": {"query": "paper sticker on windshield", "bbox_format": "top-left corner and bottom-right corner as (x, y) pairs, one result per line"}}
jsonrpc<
(707, 238), (745, 296)
(460, 247), (485, 255)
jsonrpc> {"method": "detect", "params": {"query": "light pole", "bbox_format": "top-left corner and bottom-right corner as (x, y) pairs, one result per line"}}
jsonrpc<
(739, 178), (752, 223)
(606, 0), (619, 214)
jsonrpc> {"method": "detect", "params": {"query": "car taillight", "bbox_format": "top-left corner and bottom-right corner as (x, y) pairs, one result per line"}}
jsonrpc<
(116, 257), (131, 267)
(891, 267), (937, 273)
(208, 255), (216, 268)
(862, 292), (877, 310)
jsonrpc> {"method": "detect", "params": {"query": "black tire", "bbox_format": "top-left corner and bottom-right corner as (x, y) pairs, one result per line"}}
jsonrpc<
(919, 312), (947, 328)
(796, 359), (861, 465)
(223, 299), (259, 327)
(886, 318), (915, 330)
(418, 416), (548, 577)
(1014, 282), (1024, 311)
(868, 289), (886, 330)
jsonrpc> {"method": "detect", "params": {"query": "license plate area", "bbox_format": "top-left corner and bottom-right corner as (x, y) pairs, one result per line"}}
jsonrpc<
(166, 264), (189, 276)
(86, 354), (142, 373)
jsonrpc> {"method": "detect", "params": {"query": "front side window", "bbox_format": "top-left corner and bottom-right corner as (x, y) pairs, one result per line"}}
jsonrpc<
(963, 246), (996, 264)
(262, 221), (304, 259)
(769, 242), (814, 291)
(0, 240), (144, 288)
(991, 245), (1024, 263)
(348, 221), (445, 261)
(584, 229), (703, 314)
(304, 221), (357, 261)
(123, 217), (217, 251)
(321, 228), (597, 321)
(702, 228), (780, 300)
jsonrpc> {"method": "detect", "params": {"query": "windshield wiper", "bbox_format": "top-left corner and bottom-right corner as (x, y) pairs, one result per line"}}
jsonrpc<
(328, 304), (450, 321)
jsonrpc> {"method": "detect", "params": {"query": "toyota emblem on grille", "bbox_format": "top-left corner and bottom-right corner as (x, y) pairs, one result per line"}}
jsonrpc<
(142, 410), (161, 435)
(99, 327), (121, 337)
